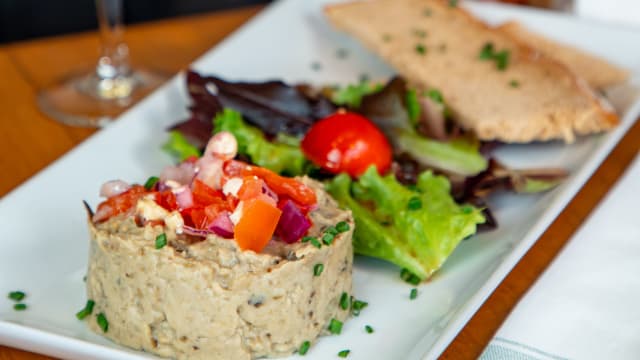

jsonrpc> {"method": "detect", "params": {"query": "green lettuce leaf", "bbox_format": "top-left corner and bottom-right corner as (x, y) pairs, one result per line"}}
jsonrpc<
(326, 167), (485, 280)
(214, 108), (309, 176)
(162, 131), (202, 161)
(331, 80), (383, 108)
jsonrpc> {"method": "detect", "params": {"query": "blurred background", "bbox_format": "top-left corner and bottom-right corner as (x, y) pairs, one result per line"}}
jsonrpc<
(0, 0), (271, 44)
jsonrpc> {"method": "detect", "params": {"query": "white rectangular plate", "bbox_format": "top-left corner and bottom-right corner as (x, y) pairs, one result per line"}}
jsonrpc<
(1, 1), (639, 359)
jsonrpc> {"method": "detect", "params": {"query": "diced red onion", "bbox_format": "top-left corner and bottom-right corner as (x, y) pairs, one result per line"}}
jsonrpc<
(160, 161), (197, 186)
(173, 185), (194, 210)
(182, 225), (213, 238)
(204, 131), (238, 160)
(208, 211), (234, 238)
(99, 180), (130, 198)
(276, 200), (311, 244)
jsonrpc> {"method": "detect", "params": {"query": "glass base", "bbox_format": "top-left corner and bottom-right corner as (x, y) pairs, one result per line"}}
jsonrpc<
(37, 68), (167, 128)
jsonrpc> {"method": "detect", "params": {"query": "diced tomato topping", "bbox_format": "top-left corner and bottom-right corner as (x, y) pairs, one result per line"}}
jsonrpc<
(192, 179), (225, 207)
(155, 190), (178, 211)
(94, 185), (147, 222)
(234, 198), (282, 252)
(237, 176), (264, 201)
(242, 166), (316, 206)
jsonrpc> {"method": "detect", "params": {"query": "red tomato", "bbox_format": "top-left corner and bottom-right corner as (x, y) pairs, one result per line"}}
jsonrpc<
(94, 185), (147, 222)
(301, 111), (392, 177)
(242, 166), (317, 206)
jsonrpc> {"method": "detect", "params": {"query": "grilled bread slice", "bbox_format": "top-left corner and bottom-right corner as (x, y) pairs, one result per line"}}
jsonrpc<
(325, 0), (618, 143)
(498, 21), (629, 89)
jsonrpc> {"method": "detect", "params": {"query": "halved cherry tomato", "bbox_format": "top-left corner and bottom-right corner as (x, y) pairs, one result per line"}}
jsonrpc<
(242, 166), (316, 206)
(234, 199), (282, 252)
(301, 111), (392, 177)
(94, 185), (147, 222)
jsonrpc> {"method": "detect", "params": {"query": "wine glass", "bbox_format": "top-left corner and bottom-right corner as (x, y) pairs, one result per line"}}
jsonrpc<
(37, 0), (167, 127)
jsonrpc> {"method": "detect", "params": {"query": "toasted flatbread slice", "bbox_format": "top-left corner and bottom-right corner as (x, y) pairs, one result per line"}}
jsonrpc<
(325, 0), (618, 143)
(498, 21), (629, 89)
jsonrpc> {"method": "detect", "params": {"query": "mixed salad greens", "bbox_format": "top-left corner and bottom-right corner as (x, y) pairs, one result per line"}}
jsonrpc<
(164, 71), (565, 280)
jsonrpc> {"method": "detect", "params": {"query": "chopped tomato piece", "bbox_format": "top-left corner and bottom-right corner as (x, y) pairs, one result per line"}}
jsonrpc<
(237, 176), (264, 201)
(155, 190), (178, 211)
(192, 179), (225, 206)
(94, 185), (147, 222)
(242, 166), (316, 206)
(234, 199), (282, 252)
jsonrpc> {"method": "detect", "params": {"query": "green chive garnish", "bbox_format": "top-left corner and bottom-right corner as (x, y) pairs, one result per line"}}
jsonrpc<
(76, 300), (95, 320)
(400, 268), (422, 285)
(301, 236), (315, 243)
(339, 292), (349, 310)
(413, 29), (427, 38)
(325, 227), (339, 236)
(8, 291), (25, 302)
(313, 263), (324, 276)
(449, 0), (458, 7)
(351, 299), (368, 316)
(509, 79), (520, 88)
(365, 325), (374, 333)
(299, 340), (311, 355)
(427, 88), (444, 104)
(415, 44), (427, 55)
(328, 318), (343, 334)
(144, 176), (159, 190)
(155, 233), (167, 249)
(96, 313), (109, 333)
(336, 221), (350, 233)
(407, 196), (422, 210)
(338, 349), (351, 358)
(322, 233), (335, 245)
(13, 303), (27, 311)
(382, 34), (392, 42)
(310, 238), (322, 249)
(479, 42), (495, 60)
(494, 50), (510, 70)
(410, 288), (418, 300)
(423, 8), (432, 16)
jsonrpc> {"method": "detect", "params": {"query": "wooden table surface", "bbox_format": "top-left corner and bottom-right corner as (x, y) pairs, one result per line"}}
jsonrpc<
(0, 5), (638, 360)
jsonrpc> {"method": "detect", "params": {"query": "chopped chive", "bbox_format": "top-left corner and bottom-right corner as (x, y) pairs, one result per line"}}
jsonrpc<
(144, 176), (159, 190)
(339, 292), (349, 310)
(423, 8), (432, 16)
(400, 268), (422, 285)
(479, 42), (495, 60)
(301, 236), (315, 243)
(299, 340), (311, 355)
(310, 238), (322, 249)
(415, 44), (427, 55)
(76, 300), (95, 320)
(328, 318), (343, 334)
(494, 50), (510, 70)
(461, 205), (474, 214)
(382, 33), (392, 42)
(412, 29), (427, 38)
(410, 288), (418, 300)
(325, 226), (339, 236)
(351, 299), (368, 316)
(509, 79), (520, 88)
(8, 291), (25, 302)
(155, 233), (167, 249)
(338, 349), (351, 357)
(322, 232), (335, 245)
(358, 73), (370, 83)
(438, 43), (447, 52)
(365, 325), (374, 333)
(13, 303), (27, 311)
(313, 263), (324, 276)
(96, 312), (109, 333)
(336, 48), (349, 59)
(407, 196), (422, 210)
(406, 89), (421, 125)
(427, 88), (444, 104)
(336, 221), (350, 233)
(449, 0), (458, 7)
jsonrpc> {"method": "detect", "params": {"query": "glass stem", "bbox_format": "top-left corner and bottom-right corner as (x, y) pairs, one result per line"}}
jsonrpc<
(94, 0), (134, 99)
